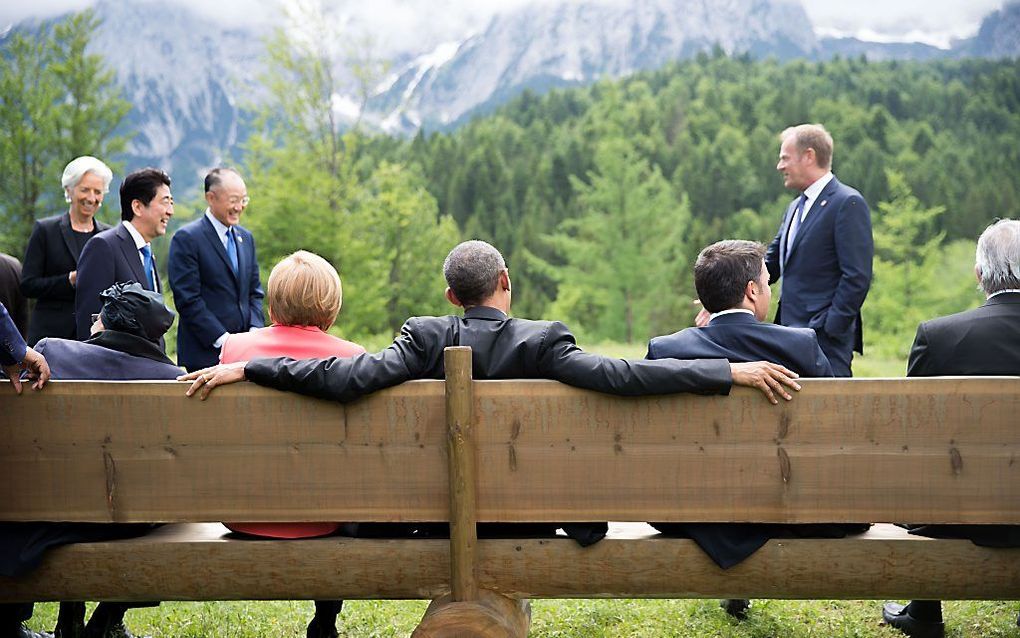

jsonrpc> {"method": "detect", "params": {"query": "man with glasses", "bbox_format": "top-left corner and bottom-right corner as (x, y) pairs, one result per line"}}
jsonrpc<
(168, 167), (265, 371)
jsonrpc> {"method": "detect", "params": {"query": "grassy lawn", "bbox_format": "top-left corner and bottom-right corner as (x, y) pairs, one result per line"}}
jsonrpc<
(25, 599), (1020, 637)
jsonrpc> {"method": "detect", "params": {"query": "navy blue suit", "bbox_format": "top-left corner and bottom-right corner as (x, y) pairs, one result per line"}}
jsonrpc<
(647, 312), (867, 568)
(74, 223), (162, 341)
(648, 312), (833, 377)
(0, 302), (27, 367)
(168, 216), (264, 372)
(765, 176), (873, 377)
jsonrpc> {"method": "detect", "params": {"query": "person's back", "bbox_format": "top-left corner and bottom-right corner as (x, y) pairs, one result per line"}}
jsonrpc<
(35, 336), (181, 380)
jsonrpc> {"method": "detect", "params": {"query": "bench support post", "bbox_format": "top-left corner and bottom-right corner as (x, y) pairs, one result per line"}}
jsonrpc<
(444, 346), (478, 602)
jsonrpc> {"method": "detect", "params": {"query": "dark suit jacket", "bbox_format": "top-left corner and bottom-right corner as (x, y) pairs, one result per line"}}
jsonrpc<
(244, 305), (733, 402)
(0, 302), (27, 366)
(646, 312), (868, 569)
(0, 328), (177, 578)
(647, 312), (833, 377)
(74, 223), (163, 341)
(0, 253), (27, 339)
(168, 216), (264, 371)
(765, 176), (873, 375)
(20, 213), (110, 344)
(904, 291), (1020, 548)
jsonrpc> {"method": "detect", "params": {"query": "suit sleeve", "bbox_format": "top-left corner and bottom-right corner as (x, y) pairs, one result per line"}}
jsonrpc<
(246, 233), (265, 329)
(0, 302), (27, 366)
(823, 194), (873, 338)
(906, 322), (932, 377)
(764, 221), (783, 285)
(537, 322), (732, 396)
(244, 318), (438, 402)
(168, 231), (228, 348)
(812, 341), (834, 377)
(20, 221), (74, 301)
(74, 237), (115, 340)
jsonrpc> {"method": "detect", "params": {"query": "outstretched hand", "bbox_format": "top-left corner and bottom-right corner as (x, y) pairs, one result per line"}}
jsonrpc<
(4, 347), (50, 394)
(730, 361), (801, 404)
(179, 361), (248, 400)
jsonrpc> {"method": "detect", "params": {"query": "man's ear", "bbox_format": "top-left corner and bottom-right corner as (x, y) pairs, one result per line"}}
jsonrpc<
(445, 287), (462, 308)
(746, 279), (758, 301)
(975, 265), (982, 284)
(205, 190), (215, 207)
(130, 198), (143, 218)
(499, 269), (511, 292)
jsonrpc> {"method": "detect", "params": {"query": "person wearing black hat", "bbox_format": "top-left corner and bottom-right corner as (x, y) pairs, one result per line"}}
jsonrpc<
(0, 282), (180, 638)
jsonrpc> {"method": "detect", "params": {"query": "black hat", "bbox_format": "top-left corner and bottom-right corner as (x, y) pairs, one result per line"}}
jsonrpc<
(99, 282), (175, 343)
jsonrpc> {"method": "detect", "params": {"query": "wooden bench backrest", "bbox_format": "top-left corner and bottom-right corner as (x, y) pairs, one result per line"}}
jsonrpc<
(2, 364), (1018, 525)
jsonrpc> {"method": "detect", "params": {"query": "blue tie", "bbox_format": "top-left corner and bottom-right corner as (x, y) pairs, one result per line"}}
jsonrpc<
(225, 228), (239, 275)
(786, 193), (809, 256)
(139, 244), (155, 290)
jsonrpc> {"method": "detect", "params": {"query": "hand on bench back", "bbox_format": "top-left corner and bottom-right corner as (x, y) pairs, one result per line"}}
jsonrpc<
(180, 361), (247, 400)
(729, 361), (800, 404)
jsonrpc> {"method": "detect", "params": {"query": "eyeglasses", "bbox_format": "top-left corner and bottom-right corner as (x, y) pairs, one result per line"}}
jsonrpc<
(221, 195), (250, 207)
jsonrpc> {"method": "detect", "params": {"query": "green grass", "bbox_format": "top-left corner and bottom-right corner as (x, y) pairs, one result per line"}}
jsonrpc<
(24, 599), (1020, 637)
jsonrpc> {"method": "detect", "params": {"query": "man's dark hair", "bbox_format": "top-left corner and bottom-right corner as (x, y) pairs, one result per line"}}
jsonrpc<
(443, 240), (506, 308)
(204, 167), (241, 193)
(694, 240), (766, 313)
(120, 168), (171, 221)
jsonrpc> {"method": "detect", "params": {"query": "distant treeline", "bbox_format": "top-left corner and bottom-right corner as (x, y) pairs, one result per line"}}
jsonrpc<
(3, 13), (1018, 357)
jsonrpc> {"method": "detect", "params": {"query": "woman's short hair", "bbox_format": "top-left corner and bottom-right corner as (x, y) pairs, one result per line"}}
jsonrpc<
(61, 156), (114, 201)
(267, 251), (343, 331)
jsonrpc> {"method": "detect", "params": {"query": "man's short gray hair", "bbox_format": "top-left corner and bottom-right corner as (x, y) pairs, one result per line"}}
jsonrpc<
(976, 219), (1020, 296)
(61, 156), (114, 201)
(443, 240), (506, 307)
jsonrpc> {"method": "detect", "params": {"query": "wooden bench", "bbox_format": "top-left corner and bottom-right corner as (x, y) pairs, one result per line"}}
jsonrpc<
(2, 347), (1018, 636)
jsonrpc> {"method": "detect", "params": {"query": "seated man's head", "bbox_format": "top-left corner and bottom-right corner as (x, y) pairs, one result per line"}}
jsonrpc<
(443, 240), (511, 311)
(267, 250), (343, 331)
(92, 282), (176, 344)
(975, 219), (1020, 297)
(694, 240), (771, 321)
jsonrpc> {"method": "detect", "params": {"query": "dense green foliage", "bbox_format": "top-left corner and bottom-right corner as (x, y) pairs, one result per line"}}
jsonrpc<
(2, 12), (1017, 358)
(0, 10), (130, 256)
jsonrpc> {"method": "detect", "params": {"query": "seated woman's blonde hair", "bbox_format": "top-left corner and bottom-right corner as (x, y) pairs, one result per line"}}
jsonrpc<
(266, 251), (343, 331)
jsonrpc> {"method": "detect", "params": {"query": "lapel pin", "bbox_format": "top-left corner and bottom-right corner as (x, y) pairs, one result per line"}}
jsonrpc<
(820, 200), (827, 207)
(237, 235), (243, 243)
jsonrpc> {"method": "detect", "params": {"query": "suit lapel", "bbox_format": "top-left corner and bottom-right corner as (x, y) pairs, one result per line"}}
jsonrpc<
(200, 217), (238, 283)
(788, 177), (840, 258)
(57, 214), (81, 261)
(779, 199), (797, 274)
(115, 224), (151, 291)
(235, 228), (249, 300)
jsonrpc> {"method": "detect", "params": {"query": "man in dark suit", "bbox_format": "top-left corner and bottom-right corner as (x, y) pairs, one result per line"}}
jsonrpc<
(0, 254), (28, 339)
(74, 169), (174, 340)
(765, 124), (873, 377)
(648, 240), (864, 619)
(882, 219), (1020, 638)
(1, 283), (179, 638)
(168, 167), (264, 372)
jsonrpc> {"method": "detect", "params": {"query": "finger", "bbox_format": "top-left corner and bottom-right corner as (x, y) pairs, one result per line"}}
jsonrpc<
(185, 375), (205, 397)
(756, 377), (778, 404)
(35, 366), (50, 389)
(765, 372), (792, 401)
(10, 375), (23, 395)
(769, 362), (799, 379)
(200, 377), (217, 400)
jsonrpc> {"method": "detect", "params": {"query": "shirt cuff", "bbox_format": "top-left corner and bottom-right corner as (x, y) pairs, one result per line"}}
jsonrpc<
(213, 332), (229, 349)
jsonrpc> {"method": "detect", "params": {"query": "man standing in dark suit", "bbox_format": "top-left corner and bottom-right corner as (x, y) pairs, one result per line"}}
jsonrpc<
(0, 254), (28, 339)
(168, 168), (264, 372)
(74, 169), (174, 340)
(648, 240), (864, 619)
(765, 124), (873, 377)
(882, 218), (1020, 638)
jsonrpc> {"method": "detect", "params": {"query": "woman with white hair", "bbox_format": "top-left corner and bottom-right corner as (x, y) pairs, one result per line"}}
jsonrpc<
(20, 156), (114, 344)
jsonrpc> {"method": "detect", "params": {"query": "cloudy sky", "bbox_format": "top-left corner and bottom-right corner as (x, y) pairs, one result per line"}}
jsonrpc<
(0, 0), (1008, 49)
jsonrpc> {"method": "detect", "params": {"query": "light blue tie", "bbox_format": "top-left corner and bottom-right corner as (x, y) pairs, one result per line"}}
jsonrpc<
(139, 244), (155, 290)
(226, 228), (239, 275)
(785, 193), (809, 261)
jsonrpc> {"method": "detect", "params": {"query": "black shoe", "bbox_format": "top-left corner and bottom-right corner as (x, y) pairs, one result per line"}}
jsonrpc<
(306, 617), (339, 638)
(82, 620), (147, 638)
(882, 602), (945, 638)
(8, 624), (53, 638)
(720, 598), (750, 619)
(54, 602), (85, 638)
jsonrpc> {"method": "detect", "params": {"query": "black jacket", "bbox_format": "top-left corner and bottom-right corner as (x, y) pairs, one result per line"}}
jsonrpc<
(20, 213), (109, 344)
(245, 306), (733, 401)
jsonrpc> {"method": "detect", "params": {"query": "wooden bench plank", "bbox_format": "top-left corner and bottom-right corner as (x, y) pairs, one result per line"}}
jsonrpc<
(2, 524), (1017, 602)
(3, 378), (1018, 524)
